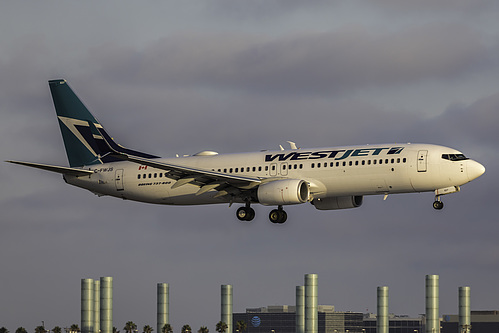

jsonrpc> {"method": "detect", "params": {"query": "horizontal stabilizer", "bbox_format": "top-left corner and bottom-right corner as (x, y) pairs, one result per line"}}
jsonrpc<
(6, 160), (94, 177)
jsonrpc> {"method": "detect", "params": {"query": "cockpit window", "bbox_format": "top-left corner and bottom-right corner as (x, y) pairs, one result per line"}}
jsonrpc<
(442, 153), (469, 161)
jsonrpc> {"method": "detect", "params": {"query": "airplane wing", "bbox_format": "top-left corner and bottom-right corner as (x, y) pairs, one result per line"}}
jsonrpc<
(91, 122), (262, 197)
(6, 160), (94, 177)
(121, 154), (262, 195)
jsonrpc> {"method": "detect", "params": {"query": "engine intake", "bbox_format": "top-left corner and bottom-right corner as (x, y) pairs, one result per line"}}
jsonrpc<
(257, 179), (310, 206)
(312, 196), (363, 210)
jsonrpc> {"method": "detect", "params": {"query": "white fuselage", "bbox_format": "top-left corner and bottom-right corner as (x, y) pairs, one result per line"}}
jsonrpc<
(65, 143), (484, 206)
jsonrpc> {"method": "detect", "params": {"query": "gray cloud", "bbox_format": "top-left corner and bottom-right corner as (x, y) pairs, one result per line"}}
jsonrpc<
(84, 24), (493, 97)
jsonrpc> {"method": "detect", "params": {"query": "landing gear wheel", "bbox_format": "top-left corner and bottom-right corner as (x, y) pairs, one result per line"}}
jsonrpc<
(236, 206), (255, 221)
(433, 200), (444, 210)
(269, 208), (287, 224)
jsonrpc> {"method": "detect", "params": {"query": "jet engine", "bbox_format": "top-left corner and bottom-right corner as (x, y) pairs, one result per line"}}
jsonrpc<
(257, 179), (310, 205)
(311, 196), (363, 210)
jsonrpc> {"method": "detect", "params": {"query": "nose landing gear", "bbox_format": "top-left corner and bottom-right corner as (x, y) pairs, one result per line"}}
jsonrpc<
(433, 200), (444, 210)
(433, 195), (444, 210)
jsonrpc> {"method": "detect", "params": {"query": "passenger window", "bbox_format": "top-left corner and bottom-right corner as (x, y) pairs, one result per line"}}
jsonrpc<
(311, 163), (315, 168)
(397, 158), (400, 163)
(330, 162), (334, 167)
(259, 166), (262, 171)
(349, 161), (352, 166)
(265, 166), (269, 171)
(299, 164), (303, 169)
(148, 174), (152, 178)
(355, 161), (359, 166)
(379, 159), (383, 164)
(343, 162), (346, 166)
(138, 174), (141, 179)
(235, 168), (238, 173)
(385, 159), (389, 164)
(154, 173), (157, 178)
(230, 168), (233, 173)
(336, 162), (340, 167)
(324, 162), (327, 167)
(368, 160), (371, 165)
(362, 160), (365, 165)
(247, 167), (250, 172)
(283, 165), (287, 170)
(403, 158), (407, 163)
(224, 168), (227, 173)
(391, 159), (394, 164)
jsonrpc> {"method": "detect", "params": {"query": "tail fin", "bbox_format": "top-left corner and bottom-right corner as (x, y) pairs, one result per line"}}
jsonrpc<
(49, 79), (158, 167)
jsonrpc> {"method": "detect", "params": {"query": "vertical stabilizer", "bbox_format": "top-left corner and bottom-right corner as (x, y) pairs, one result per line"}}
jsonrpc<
(50, 79), (104, 167)
(49, 79), (158, 167)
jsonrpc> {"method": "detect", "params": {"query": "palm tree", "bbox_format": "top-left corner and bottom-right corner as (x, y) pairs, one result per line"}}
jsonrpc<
(142, 326), (153, 333)
(198, 327), (209, 333)
(0, 327), (9, 333)
(215, 322), (227, 333)
(69, 325), (80, 333)
(52, 327), (62, 333)
(35, 327), (45, 333)
(235, 321), (246, 333)
(181, 325), (191, 333)
(16, 328), (27, 333)
(161, 324), (172, 333)
(124, 322), (137, 333)
(113, 327), (120, 333)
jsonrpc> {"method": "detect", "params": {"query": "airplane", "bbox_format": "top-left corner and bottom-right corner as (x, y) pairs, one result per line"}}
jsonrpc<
(7, 79), (485, 224)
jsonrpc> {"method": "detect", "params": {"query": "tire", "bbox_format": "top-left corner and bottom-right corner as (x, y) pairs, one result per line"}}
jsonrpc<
(237, 206), (255, 221)
(237, 207), (249, 221)
(269, 209), (287, 224)
(433, 201), (444, 210)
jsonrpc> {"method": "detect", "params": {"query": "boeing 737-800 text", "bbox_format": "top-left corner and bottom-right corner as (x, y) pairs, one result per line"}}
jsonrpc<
(7, 80), (485, 223)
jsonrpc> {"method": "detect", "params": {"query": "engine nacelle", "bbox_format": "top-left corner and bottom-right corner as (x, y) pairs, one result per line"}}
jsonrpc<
(312, 196), (363, 210)
(257, 179), (310, 206)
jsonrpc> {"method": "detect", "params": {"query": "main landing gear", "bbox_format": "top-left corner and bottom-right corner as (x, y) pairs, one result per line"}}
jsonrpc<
(236, 202), (255, 221)
(269, 206), (287, 224)
(236, 204), (288, 224)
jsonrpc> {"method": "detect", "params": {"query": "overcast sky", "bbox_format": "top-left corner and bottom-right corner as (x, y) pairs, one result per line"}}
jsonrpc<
(1, 1), (499, 332)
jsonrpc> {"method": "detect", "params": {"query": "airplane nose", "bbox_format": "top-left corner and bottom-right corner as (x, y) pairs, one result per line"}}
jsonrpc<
(467, 160), (485, 181)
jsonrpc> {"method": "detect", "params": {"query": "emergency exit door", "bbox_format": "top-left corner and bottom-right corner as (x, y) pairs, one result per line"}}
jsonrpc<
(417, 150), (428, 172)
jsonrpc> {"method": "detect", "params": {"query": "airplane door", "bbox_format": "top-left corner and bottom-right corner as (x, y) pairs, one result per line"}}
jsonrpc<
(115, 169), (124, 191)
(281, 163), (288, 176)
(417, 150), (428, 172)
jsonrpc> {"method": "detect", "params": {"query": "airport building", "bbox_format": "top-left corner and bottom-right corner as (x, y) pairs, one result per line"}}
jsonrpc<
(233, 306), (426, 333)
(441, 311), (499, 333)
(234, 306), (364, 333)
(363, 313), (423, 333)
